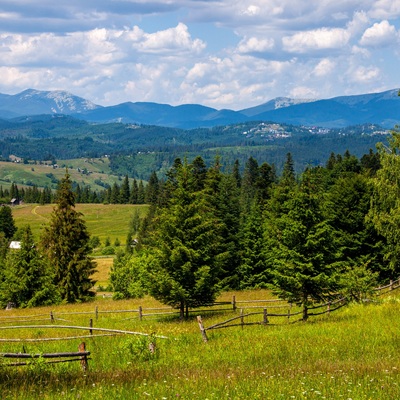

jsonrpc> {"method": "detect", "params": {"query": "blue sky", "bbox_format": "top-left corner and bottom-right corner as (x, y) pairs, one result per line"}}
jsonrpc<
(0, 0), (399, 110)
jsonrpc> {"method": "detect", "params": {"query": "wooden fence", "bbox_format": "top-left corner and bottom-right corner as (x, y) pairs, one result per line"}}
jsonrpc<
(1, 277), (399, 328)
(196, 278), (400, 341)
(1, 342), (90, 370)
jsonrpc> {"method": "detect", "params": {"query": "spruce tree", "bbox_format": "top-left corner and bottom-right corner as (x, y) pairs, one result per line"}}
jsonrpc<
(41, 172), (96, 303)
(0, 205), (17, 239)
(0, 226), (60, 308)
(144, 160), (227, 318)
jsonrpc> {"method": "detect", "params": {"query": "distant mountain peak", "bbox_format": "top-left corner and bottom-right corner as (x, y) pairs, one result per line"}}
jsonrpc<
(9, 88), (101, 115)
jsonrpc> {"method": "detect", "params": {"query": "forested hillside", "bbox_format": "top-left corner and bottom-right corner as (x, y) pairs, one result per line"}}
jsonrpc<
(0, 113), (389, 181)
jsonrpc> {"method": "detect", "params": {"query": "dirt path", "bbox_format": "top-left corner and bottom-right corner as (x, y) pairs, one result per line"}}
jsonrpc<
(31, 205), (49, 221)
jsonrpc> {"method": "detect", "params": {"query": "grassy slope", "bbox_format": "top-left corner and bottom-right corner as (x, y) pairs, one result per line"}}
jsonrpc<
(12, 203), (149, 245)
(0, 158), (120, 191)
(0, 290), (399, 399)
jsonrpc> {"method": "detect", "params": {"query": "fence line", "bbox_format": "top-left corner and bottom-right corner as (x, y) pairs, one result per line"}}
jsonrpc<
(1, 277), (399, 326)
(196, 296), (356, 342)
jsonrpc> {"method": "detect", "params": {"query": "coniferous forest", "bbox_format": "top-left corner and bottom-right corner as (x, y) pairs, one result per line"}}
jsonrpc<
(109, 130), (400, 318)
(1, 130), (400, 316)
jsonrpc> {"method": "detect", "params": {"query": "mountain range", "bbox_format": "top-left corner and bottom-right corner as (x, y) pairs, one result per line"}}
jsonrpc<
(0, 88), (399, 129)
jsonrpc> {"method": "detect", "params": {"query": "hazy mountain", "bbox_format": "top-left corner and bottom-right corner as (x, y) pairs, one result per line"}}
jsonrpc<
(0, 88), (398, 129)
(0, 89), (101, 117)
(76, 102), (248, 128)
(239, 97), (317, 117)
(249, 89), (400, 128)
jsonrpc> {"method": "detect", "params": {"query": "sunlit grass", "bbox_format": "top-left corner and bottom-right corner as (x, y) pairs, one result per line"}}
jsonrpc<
(1, 291), (400, 399)
(12, 203), (149, 244)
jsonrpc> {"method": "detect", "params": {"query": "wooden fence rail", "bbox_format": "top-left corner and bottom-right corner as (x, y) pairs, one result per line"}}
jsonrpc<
(1, 277), (399, 326)
(1, 342), (90, 370)
(196, 296), (352, 342)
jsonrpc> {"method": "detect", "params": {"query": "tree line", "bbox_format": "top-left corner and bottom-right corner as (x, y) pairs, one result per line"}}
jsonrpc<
(1, 131), (399, 317)
(110, 132), (398, 319)
(0, 176), (157, 205)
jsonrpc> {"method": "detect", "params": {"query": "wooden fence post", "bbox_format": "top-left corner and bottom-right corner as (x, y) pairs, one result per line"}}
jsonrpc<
(79, 342), (88, 372)
(390, 280), (393, 291)
(138, 306), (143, 321)
(89, 319), (93, 335)
(263, 308), (269, 325)
(197, 315), (208, 343)
(50, 311), (54, 323)
(287, 308), (290, 322)
(232, 295), (236, 311)
(95, 306), (99, 321)
(327, 302), (331, 315)
(240, 309), (244, 329)
(303, 305), (308, 321)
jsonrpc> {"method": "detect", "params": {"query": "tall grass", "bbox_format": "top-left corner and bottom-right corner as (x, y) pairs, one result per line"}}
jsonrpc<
(1, 292), (400, 399)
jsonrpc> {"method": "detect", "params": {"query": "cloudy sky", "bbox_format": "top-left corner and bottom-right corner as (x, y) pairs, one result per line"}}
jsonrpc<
(0, 1), (399, 110)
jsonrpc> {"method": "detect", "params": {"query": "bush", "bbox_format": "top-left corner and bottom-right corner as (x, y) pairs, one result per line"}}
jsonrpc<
(102, 246), (115, 255)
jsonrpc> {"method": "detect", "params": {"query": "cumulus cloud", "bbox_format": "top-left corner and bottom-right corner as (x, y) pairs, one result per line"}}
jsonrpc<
(282, 28), (351, 53)
(360, 20), (399, 48)
(237, 36), (275, 53)
(0, 0), (398, 110)
(313, 59), (336, 77)
(351, 65), (381, 84)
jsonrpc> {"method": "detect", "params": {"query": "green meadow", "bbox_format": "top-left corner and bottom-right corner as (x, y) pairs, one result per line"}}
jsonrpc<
(1, 290), (400, 399)
(11, 203), (149, 246)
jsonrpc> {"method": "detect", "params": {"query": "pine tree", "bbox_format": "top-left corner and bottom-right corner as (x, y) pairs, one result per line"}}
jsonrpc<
(120, 175), (130, 204)
(0, 226), (60, 308)
(368, 132), (400, 278)
(0, 205), (17, 239)
(41, 172), (96, 303)
(145, 171), (159, 205)
(130, 179), (139, 204)
(265, 169), (340, 319)
(144, 160), (227, 318)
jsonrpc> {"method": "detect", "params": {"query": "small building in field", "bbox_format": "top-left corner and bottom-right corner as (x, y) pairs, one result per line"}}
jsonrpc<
(9, 241), (21, 250)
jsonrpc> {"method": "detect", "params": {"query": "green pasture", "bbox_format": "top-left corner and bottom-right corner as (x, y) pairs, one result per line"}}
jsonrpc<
(0, 159), (123, 191)
(1, 290), (400, 399)
(11, 203), (149, 246)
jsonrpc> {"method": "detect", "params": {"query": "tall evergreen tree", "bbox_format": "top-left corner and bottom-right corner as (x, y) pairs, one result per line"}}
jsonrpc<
(145, 171), (160, 205)
(41, 172), (96, 303)
(120, 175), (130, 204)
(144, 160), (227, 318)
(0, 226), (60, 308)
(0, 205), (17, 240)
(368, 132), (400, 278)
(265, 169), (340, 319)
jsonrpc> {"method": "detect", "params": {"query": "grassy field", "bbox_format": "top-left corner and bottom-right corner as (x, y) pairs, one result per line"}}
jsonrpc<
(11, 203), (149, 246)
(0, 158), (124, 191)
(0, 290), (400, 399)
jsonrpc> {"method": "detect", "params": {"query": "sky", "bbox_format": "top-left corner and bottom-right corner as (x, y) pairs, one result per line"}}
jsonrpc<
(0, 0), (399, 110)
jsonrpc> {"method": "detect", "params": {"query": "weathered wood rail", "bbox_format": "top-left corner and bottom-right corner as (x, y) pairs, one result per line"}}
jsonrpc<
(195, 278), (400, 342)
(1, 277), (399, 327)
(1, 342), (90, 370)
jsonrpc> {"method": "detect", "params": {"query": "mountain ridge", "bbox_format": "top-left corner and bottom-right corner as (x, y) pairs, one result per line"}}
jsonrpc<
(0, 88), (398, 129)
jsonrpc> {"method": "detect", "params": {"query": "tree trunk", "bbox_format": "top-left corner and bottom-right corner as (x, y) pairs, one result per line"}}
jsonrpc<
(179, 301), (184, 320)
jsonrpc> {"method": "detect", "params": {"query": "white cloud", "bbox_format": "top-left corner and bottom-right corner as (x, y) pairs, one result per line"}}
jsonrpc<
(237, 36), (274, 53)
(313, 59), (336, 77)
(350, 65), (381, 84)
(0, 1), (399, 110)
(369, 0), (400, 19)
(289, 86), (319, 99)
(137, 23), (206, 54)
(360, 20), (398, 48)
(283, 28), (351, 53)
